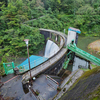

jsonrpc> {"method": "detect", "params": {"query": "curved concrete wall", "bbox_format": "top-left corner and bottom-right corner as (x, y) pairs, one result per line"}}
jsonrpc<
(22, 29), (68, 81)
(40, 28), (66, 48)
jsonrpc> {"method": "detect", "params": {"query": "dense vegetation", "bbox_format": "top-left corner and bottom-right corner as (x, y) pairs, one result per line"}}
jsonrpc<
(0, 0), (100, 75)
(0, 0), (45, 75)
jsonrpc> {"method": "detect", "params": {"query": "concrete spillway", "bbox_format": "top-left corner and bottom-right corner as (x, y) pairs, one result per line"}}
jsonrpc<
(44, 40), (60, 58)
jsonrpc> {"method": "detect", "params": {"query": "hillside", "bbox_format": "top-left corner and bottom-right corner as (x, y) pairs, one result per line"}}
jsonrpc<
(60, 66), (100, 100)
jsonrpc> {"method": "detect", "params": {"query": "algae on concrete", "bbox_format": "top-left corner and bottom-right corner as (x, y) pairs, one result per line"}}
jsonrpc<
(59, 66), (100, 100)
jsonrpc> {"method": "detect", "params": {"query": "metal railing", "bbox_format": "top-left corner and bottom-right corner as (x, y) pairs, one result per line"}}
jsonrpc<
(67, 43), (100, 66)
(18, 57), (48, 73)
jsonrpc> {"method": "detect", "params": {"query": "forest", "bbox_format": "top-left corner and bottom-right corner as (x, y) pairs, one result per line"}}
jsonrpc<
(0, 0), (100, 75)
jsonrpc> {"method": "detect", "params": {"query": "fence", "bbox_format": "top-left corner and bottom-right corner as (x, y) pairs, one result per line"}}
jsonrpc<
(18, 57), (48, 73)
(3, 62), (15, 75)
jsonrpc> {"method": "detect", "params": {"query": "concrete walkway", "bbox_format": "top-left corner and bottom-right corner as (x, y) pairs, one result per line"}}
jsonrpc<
(31, 74), (59, 100)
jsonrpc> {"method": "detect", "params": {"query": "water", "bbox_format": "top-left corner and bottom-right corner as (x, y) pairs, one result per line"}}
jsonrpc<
(44, 40), (60, 58)
(14, 58), (27, 66)
(72, 56), (89, 71)
(69, 36), (100, 71)
(18, 55), (48, 73)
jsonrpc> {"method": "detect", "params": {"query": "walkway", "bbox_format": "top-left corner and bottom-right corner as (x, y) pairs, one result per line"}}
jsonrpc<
(0, 74), (59, 100)
(67, 43), (100, 66)
(22, 23), (68, 81)
(23, 15), (46, 24)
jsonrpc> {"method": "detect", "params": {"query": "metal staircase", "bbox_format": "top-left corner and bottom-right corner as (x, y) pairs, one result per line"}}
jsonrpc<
(67, 43), (100, 66)
(63, 58), (71, 69)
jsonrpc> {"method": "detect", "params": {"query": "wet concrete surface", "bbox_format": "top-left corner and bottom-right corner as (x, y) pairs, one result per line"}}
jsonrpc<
(32, 74), (59, 100)
(1, 74), (16, 82)
(21, 92), (37, 100)
(0, 75), (25, 100)
(0, 74), (60, 100)
(54, 70), (84, 100)
(60, 72), (100, 100)
(49, 75), (63, 85)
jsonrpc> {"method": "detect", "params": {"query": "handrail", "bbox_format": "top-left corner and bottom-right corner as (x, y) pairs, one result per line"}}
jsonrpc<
(18, 57), (48, 72)
(67, 43), (100, 66)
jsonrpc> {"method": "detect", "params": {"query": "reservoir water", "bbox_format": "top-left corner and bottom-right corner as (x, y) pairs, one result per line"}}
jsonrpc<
(71, 36), (100, 71)
(72, 56), (89, 71)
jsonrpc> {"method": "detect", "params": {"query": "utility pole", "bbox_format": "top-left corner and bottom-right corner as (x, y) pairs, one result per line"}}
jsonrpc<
(24, 39), (32, 85)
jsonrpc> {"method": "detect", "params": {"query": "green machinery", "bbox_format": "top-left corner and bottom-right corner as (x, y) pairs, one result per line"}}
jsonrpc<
(3, 62), (15, 75)
(63, 58), (71, 69)
(63, 42), (100, 70)
(63, 51), (73, 69)
(67, 42), (100, 66)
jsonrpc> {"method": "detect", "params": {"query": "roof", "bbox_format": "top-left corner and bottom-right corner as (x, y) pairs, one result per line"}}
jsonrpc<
(68, 27), (81, 34)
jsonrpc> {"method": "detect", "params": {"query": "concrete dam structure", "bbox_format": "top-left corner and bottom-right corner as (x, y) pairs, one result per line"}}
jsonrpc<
(22, 27), (80, 81)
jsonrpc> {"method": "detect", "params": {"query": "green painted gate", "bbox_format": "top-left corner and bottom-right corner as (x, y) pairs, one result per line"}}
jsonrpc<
(3, 62), (15, 75)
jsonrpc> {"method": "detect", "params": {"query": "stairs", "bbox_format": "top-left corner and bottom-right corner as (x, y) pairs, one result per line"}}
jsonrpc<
(67, 43), (100, 66)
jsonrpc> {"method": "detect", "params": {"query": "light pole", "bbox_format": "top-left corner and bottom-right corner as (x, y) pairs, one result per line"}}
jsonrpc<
(24, 39), (32, 85)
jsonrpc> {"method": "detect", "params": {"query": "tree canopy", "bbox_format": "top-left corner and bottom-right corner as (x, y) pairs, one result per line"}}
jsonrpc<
(0, 0), (100, 75)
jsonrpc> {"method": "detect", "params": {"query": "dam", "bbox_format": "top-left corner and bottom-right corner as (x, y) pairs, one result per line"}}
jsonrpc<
(21, 27), (81, 81)
(1, 27), (100, 100)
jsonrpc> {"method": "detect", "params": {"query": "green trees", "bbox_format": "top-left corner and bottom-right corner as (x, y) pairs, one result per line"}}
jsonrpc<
(26, 15), (64, 32)
(0, 0), (45, 65)
(1, 0), (100, 60)
(76, 4), (96, 15)
(0, 0), (100, 75)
